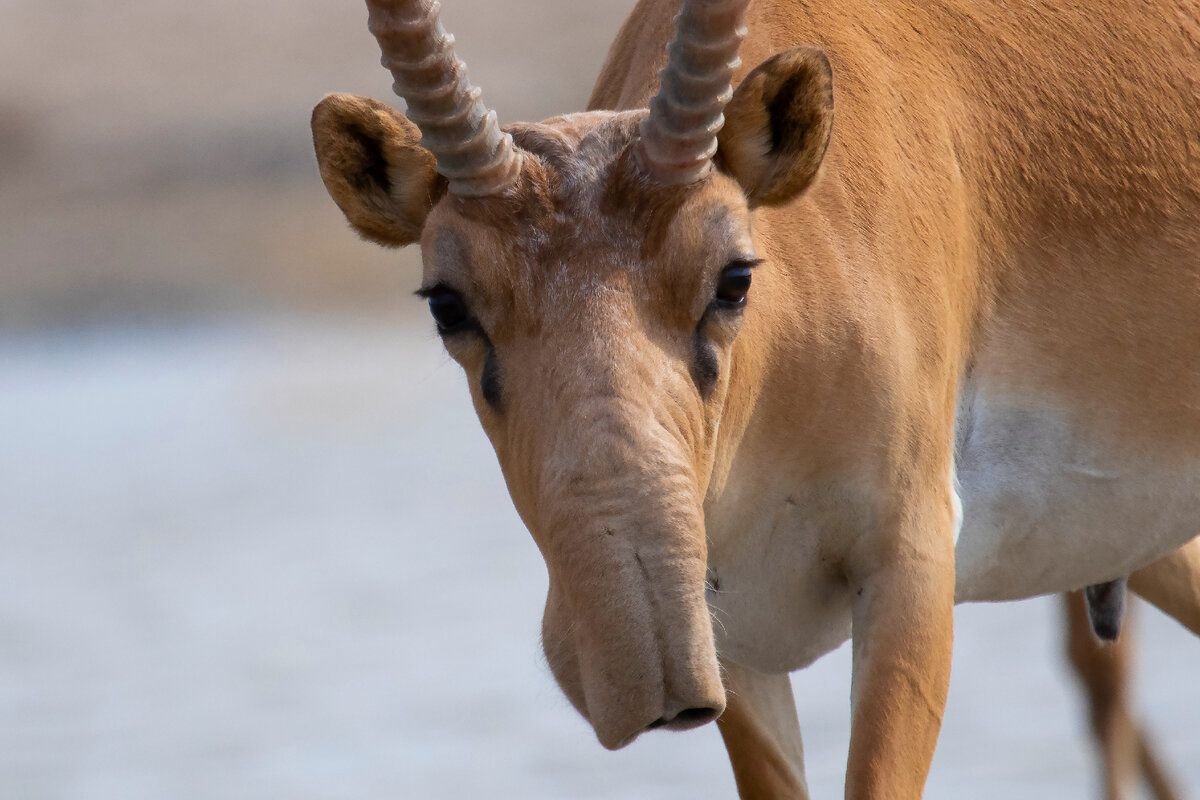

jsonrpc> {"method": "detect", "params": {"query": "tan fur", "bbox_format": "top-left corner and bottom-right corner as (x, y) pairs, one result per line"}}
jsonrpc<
(312, 0), (1200, 794)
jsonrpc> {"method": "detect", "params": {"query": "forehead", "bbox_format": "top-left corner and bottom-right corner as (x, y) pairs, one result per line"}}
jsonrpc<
(419, 111), (753, 294)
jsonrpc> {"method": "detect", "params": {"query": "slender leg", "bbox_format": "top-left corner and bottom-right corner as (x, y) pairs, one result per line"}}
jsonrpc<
(844, 525), (956, 800)
(1136, 728), (1183, 800)
(1063, 592), (1182, 800)
(717, 661), (810, 800)
(1063, 590), (1140, 800)
(1128, 535), (1200, 637)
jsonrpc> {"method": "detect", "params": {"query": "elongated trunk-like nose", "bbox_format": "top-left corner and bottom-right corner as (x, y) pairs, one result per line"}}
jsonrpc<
(545, 523), (725, 749)
(535, 402), (724, 749)
(509, 318), (723, 748)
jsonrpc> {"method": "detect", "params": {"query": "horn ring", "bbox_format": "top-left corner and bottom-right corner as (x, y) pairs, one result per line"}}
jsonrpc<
(638, 0), (751, 185)
(366, 0), (522, 196)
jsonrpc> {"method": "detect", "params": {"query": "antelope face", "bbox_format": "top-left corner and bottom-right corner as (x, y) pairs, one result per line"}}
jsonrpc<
(311, 0), (833, 751)
(423, 112), (754, 748)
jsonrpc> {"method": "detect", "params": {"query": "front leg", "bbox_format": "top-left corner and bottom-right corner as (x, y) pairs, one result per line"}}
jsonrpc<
(717, 661), (809, 799)
(845, 501), (957, 799)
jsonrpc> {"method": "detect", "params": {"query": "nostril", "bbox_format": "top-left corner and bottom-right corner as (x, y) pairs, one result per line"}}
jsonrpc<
(646, 706), (720, 733)
(673, 706), (720, 727)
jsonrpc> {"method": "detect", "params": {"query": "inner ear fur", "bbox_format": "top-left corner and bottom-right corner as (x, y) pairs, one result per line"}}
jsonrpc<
(717, 47), (834, 208)
(311, 93), (446, 247)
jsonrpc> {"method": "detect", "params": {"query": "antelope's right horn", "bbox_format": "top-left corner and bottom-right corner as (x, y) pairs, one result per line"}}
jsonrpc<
(637, 0), (751, 185)
(366, 0), (522, 196)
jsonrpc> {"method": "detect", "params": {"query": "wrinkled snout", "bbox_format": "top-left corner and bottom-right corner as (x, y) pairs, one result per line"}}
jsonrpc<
(495, 311), (727, 748)
(540, 522), (725, 749)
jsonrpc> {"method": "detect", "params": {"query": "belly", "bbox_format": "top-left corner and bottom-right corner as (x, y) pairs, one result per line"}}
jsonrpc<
(954, 391), (1200, 601)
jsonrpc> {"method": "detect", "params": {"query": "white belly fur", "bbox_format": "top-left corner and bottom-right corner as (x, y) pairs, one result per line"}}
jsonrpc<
(954, 389), (1200, 602)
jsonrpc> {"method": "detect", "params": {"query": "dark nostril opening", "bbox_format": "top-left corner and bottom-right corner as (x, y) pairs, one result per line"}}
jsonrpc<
(674, 706), (719, 726)
(647, 706), (720, 733)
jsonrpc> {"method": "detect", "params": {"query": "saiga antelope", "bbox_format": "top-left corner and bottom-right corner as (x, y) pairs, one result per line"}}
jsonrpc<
(310, 0), (1200, 795)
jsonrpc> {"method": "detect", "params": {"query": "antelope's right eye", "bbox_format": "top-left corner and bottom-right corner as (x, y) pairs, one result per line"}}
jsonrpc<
(426, 287), (472, 333)
(713, 261), (758, 309)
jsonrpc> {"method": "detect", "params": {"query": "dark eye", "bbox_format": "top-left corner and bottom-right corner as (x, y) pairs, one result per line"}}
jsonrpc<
(715, 261), (755, 307)
(427, 288), (472, 333)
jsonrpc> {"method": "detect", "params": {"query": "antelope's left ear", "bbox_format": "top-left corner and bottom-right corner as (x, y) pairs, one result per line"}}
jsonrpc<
(717, 47), (834, 208)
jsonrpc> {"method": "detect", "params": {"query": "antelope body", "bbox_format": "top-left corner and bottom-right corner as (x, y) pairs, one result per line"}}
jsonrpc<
(311, 0), (1200, 795)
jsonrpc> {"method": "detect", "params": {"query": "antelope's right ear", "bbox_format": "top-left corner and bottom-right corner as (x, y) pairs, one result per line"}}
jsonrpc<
(311, 93), (446, 247)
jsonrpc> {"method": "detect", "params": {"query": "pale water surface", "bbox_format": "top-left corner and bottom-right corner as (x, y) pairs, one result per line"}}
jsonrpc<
(2, 319), (1197, 799)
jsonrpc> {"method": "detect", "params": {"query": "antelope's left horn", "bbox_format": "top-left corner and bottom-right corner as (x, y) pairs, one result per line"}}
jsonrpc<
(637, 0), (750, 185)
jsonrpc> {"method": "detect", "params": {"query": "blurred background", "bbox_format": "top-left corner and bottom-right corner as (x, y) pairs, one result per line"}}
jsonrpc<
(2, 1), (1197, 798)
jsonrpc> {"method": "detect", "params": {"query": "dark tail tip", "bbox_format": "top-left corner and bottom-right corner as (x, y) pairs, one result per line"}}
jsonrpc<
(1084, 577), (1128, 643)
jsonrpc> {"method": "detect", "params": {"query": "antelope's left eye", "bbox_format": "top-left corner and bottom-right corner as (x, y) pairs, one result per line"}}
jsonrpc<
(715, 261), (755, 307)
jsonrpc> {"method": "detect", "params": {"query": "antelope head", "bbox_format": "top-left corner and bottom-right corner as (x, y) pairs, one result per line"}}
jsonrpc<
(312, 0), (833, 750)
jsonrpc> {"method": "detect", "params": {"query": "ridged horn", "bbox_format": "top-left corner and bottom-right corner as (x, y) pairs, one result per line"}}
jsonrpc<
(638, 0), (750, 184)
(366, 0), (522, 196)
